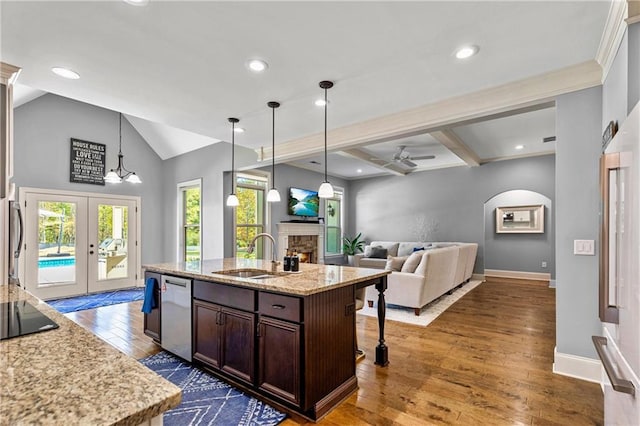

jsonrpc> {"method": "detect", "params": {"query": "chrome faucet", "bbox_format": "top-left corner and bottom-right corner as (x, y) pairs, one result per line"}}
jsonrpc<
(247, 233), (280, 271)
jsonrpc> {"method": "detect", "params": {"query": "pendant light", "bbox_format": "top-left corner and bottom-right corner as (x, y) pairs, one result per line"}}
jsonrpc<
(226, 117), (240, 207)
(266, 101), (281, 203)
(318, 80), (334, 198)
(104, 112), (142, 184)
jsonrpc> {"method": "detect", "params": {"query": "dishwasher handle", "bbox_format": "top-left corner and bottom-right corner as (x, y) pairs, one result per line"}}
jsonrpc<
(592, 335), (635, 396)
(161, 275), (191, 292)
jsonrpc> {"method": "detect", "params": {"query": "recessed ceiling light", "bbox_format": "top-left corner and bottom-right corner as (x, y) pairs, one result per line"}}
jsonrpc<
(123, 0), (149, 5)
(315, 99), (327, 107)
(515, 144), (525, 150)
(51, 67), (80, 79)
(234, 127), (245, 133)
(246, 59), (268, 73)
(455, 45), (479, 59)
(357, 169), (363, 173)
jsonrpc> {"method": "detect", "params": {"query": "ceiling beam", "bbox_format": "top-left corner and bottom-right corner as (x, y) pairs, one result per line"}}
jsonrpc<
(429, 130), (481, 167)
(341, 148), (408, 176)
(258, 60), (601, 163)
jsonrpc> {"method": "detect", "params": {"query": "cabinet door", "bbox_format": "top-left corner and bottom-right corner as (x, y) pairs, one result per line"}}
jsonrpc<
(258, 316), (301, 406)
(220, 307), (255, 385)
(143, 272), (161, 342)
(193, 300), (222, 369)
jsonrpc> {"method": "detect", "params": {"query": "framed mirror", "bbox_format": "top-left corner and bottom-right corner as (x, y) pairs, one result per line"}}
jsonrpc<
(495, 204), (544, 233)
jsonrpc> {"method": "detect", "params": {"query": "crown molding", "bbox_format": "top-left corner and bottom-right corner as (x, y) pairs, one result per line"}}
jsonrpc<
(258, 60), (602, 163)
(0, 62), (21, 85)
(596, 1), (629, 82)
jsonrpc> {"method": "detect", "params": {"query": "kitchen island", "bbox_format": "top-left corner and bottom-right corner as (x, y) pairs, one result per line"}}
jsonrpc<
(0, 284), (181, 425)
(143, 258), (390, 422)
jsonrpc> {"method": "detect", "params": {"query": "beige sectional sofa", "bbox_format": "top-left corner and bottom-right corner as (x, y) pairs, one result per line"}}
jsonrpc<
(355, 241), (478, 315)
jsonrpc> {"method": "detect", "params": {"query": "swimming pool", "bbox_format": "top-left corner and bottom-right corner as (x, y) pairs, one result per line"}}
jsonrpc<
(39, 257), (76, 268)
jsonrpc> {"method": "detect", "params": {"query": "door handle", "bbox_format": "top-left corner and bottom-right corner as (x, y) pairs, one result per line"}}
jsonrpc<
(592, 336), (635, 395)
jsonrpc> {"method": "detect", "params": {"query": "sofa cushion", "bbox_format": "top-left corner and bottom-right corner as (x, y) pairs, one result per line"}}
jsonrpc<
(401, 251), (423, 273)
(385, 255), (408, 271)
(368, 242), (400, 257)
(369, 246), (388, 259)
(397, 242), (426, 257)
(358, 257), (387, 269)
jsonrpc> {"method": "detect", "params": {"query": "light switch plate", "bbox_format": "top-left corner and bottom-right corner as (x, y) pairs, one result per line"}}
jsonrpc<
(574, 239), (595, 255)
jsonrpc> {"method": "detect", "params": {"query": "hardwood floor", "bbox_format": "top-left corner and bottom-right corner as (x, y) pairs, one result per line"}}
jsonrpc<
(66, 279), (603, 425)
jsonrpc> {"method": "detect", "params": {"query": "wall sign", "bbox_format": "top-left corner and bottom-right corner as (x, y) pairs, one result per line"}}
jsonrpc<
(70, 138), (106, 185)
(602, 120), (618, 151)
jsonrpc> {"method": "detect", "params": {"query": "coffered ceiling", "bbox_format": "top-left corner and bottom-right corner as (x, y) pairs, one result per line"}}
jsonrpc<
(1, 1), (612, 178)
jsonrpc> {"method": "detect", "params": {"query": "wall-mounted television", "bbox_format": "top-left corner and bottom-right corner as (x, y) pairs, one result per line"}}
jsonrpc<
(288, 187), (320, 217)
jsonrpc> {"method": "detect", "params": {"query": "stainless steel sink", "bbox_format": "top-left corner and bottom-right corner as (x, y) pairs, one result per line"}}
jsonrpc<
(214, 269), (286, 279)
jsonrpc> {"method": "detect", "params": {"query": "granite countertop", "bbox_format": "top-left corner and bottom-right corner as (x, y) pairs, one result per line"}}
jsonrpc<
(143, 258), (390, 296)
(0, 284), (181, 425)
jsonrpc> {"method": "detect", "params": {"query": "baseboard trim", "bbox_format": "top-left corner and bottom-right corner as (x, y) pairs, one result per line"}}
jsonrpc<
(484, 269), (551, 281)
(471, 273), (485, 282)
(549, 279), (556, 288)
(553, 347), (602, 383)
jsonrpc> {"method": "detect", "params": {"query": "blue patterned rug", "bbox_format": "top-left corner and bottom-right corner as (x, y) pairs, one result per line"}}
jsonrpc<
(140, 351), (286, 426)
(48, 288), (144, 313)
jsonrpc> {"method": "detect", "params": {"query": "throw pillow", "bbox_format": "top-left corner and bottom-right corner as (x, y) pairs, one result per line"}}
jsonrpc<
(401, 251), (424, 273)
(363, 245), (373, 257)
(412, 247), (425, 253)
(384, 255), (408, 271)
(369, 246), (388, 259)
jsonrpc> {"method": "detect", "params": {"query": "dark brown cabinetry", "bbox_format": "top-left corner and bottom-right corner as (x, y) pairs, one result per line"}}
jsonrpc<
(258, 316), (300, 405)
(193, 300), (256, 385)
(143, 271), (161, 343)
(193, 281), (256, 386)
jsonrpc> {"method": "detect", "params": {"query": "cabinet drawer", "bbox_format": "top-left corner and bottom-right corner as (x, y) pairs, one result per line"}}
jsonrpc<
(259, 292), (301, 323)
(194, 280), (256, 311)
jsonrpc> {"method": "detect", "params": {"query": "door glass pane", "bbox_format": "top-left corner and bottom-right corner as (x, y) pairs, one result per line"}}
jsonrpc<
(326, 227), (340, 254)
(97, 204), (128, 280)
(185, 226), (201, 262)
(182, 186), (201, 262)
(38, 202), (77, 285)
(236, 226), (262, 259)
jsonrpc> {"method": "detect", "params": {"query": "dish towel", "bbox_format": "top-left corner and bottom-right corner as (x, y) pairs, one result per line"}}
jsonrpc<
(141, 277), (157, 314)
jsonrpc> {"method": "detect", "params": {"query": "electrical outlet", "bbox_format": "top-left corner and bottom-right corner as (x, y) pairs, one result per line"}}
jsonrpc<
(541, 261), (547, 268)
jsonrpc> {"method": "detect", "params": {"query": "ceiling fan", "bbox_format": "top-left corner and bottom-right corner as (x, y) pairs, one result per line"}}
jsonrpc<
(382, 145), (435, 168)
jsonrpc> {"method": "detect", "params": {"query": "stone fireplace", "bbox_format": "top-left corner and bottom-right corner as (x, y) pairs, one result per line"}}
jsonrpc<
(276, 223), (325, 264)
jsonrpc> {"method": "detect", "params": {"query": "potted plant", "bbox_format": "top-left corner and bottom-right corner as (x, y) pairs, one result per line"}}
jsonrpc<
(342, 232), (364, 266)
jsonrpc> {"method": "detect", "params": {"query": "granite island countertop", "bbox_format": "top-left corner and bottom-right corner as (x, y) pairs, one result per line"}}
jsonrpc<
(0, 284), (182, 425)
(143, 258), (390, 296)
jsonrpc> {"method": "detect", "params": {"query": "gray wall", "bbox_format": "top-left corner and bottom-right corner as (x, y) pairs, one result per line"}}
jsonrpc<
(13, 94), (166, 264)
(484, 190), (554, 277)
(348, 154), (556, 274)
(163, 140), (257, 262)
(629, 23), (639, 112)
(555, 86), (602, 359)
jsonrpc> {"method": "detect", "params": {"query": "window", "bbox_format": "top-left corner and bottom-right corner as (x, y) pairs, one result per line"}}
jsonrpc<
(178, 179), (201, 262)
(235, 173), (267, 259)
(325, 188), (343, 255)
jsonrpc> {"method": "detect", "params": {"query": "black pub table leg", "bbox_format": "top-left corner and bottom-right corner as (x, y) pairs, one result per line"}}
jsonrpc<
(374, 276), (389, 366)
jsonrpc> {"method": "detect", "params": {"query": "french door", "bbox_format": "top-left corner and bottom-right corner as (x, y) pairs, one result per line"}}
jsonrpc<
(21, 189), (139, 300)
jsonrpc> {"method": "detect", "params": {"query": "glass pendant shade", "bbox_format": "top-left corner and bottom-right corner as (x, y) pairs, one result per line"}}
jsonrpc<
(226, 193), (240, 207)
(125, 173), (141, 184)
(318, 181), (334, 198)
(104, 170), (122, 184)
(267, 188), (281, 202)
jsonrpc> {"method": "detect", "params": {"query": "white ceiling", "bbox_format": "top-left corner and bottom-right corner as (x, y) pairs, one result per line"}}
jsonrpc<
(1, 1), (610, 177)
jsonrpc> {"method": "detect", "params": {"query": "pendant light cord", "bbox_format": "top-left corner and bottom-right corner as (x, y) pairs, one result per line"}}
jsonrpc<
(272, 106), (275, 188)
(231, 121), (235, 194)
(119, 112), (123, 155)
(324, 87), (328, 182)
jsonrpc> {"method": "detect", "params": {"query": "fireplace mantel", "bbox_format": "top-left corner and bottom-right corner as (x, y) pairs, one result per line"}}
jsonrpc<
(276, 222), (325, 264)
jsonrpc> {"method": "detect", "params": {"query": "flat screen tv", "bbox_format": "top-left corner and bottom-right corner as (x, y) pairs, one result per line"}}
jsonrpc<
(288, 187), (320, 217)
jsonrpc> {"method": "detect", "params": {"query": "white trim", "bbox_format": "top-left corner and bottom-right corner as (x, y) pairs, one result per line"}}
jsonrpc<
(549, 279), (556, 288)
(596, 0), (629, 82)
(553, 346), (602, 383)
(176, 178), (202, 263)
(483, 269), (551, 281)
(471, 273), (485, 282)
(255, 61), (602, 164)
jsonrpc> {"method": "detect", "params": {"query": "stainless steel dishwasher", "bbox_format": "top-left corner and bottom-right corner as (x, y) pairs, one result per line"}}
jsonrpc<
(161, 275), (192, 361)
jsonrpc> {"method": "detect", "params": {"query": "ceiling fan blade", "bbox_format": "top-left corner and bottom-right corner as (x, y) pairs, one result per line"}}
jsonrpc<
(401, 159), (417, 168)
(411, 155), (436, 160)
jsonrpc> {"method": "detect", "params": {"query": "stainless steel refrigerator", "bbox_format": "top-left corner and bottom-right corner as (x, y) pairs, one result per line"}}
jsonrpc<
(8, 200), (23, 286)
(594, 101), (640, 424)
